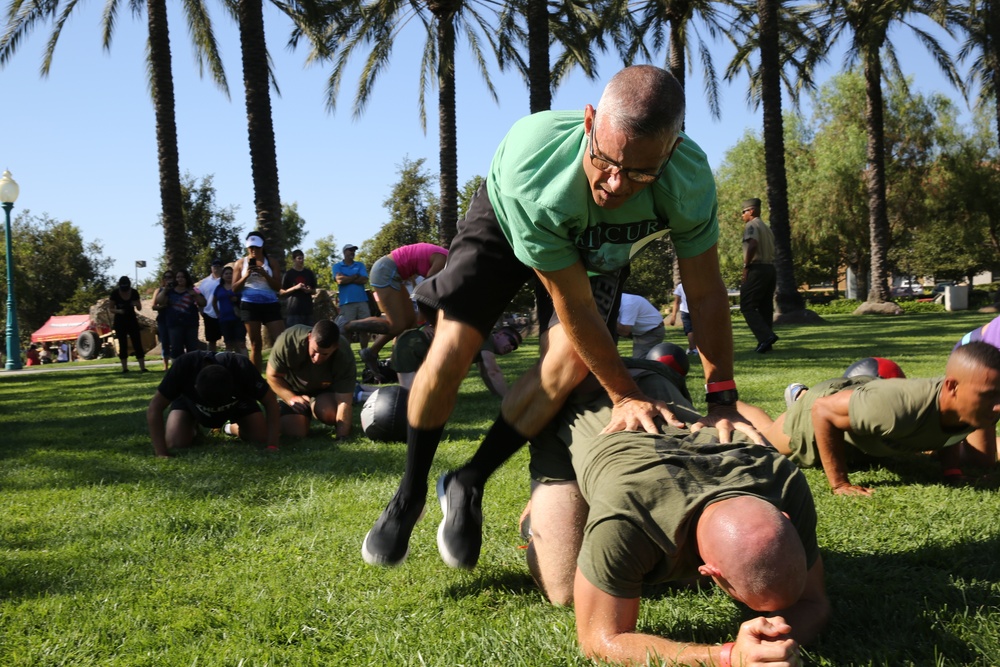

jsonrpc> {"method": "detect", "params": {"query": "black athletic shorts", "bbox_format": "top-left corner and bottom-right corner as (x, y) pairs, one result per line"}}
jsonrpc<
(202, 313), (221, 342)
(169, 395), (262, 429)
(414, 182), (625, 338)
(240, 301), (283, 324)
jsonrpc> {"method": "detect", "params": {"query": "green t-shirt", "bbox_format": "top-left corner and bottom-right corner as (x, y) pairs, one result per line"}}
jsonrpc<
(531, 367), (818, 599)
(267, 325), (356, 395)
(486, 111), (719, 274)
(783, 376), (972, 468)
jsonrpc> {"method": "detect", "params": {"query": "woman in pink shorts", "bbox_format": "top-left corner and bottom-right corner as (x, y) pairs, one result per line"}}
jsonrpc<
(345, 243), (449, 377)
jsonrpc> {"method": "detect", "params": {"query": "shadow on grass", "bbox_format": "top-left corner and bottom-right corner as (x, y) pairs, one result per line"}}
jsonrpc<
(815, 535), (1000, 665)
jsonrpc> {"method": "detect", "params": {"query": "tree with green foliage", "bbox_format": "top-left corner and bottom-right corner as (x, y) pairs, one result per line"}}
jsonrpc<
(311, 0), (503, 245)
(304, 234), (340, 291)
(360, 157), (441, 262)
(156, 174), (243, 275)
(0, 211), (113, 344)
(0, 0), (228, 272)
(724, 0), (825, 317)
(820, 0), (962, 306)
(597, 0), (732, 121)
(281, 202), (308, 256)
(957, 0), (1000, 149)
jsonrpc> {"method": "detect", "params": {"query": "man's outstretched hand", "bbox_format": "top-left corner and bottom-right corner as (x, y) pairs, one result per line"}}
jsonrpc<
(601, 395), (685, 434)
(691, 403), (765, 444)
(732, 616), (801, 666)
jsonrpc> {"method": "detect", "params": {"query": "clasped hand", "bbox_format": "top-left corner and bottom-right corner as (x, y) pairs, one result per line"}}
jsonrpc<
(733, 616), (801, 667)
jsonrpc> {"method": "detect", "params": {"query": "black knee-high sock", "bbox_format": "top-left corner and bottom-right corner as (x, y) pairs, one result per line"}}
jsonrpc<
(398, 424), (445, 502)
(455, 414), (527, 489)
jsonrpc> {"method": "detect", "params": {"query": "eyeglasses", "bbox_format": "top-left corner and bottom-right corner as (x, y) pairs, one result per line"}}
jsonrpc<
(589, 120), (670, 185)
(742, 208), (754, 214)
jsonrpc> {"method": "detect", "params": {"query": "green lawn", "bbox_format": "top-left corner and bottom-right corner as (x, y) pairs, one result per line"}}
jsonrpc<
(1, 312), (998, 666)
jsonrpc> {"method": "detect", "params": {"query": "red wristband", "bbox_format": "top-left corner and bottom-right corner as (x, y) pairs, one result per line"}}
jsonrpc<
(705, 380), (737, 393)
(942, 468), (963, 477)
(720, 642), (735, 667)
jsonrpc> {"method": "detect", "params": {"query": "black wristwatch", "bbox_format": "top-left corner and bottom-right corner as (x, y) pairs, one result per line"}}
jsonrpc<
(705, 389), (739, 406)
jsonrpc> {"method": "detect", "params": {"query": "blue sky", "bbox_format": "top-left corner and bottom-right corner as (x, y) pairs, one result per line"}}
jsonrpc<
(0, 4), (975, 283)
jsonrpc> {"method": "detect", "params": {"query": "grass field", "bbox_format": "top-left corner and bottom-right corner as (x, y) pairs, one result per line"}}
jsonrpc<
(1, 311), (999, 666)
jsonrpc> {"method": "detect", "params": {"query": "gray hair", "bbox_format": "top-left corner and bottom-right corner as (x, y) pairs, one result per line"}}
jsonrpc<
(595, 65), (685, 145)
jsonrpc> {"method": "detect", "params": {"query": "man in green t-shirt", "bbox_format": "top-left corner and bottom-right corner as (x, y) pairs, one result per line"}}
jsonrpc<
(364, 65), (761, 571)
(266, 320), (357, 439)
(526, 361), (828, 667)
(761, 341), (1000, 496)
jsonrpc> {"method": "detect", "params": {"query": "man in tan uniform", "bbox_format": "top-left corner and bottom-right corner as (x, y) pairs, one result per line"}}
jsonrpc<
(740, 197), (778, 353)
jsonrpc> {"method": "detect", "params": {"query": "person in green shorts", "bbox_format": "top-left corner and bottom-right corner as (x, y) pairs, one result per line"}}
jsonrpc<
(264, 319), (357, 439)
(526, 360), (828, 667)
(762, 341), (1000, 496)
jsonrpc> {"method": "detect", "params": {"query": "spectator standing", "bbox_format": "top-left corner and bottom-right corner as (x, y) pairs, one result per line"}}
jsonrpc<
(213, 265), (247, 355)
(197, 258), (225, 353)
(56, 341), (71, 363)
(332, 244), (371, 350)
(110, 275), (148, 373)
(25, 344), (40, 366)
(151, 271), (174, 370)
(345, 243), (449, 378)
(667, 281), (697, 355)
(156, 270), (206, 360)
(281, 249), (317, 327)
(232, 231), (284, 371)
(616, 292), (666, 358)
(739, 197), (778, 353)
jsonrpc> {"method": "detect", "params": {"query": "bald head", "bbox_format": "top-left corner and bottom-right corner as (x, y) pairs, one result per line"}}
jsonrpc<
(697, 496), (807, 611)
(596, 65), (685, 145)
(942, 341), (1000, 429)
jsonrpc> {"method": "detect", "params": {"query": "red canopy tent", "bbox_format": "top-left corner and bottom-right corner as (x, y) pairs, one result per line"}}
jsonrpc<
(30, 315), (109, 343)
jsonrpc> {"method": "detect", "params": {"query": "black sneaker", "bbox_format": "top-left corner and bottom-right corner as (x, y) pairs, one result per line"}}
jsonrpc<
(359, 347), (382, 382)
(436, 472), (483, 569)
(362, 493), (425, 567)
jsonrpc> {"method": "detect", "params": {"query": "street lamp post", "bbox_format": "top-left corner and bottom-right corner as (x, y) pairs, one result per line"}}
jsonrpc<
(1, 170), (21, 371)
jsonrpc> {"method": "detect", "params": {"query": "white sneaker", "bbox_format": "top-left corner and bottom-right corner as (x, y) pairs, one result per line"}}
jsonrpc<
(784, 383), (808, 410)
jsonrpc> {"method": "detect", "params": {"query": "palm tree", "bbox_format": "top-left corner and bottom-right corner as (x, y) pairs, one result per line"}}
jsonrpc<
(957, 0), (1000, 148)
(598, 0), (737, 122)
(819, 0), (961, 305)
(724, 0), (824, 317)
(313, 0), (503, 245)
(494, 0), (599, 113)
(234, 0), (284, 255)
(0, 0), (228, 271)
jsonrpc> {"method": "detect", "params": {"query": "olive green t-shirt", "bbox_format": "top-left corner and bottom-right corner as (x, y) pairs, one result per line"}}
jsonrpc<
(267, 325), (356, 395)
(530, 365), (818, 600)
(782, 376), (972, 468)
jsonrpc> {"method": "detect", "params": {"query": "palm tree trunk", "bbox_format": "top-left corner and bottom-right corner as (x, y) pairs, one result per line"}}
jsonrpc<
(757, 0), (804, 314)
(667, 20), (684, 93)
(238, 0), (284, 259)
(436, 16), (459, 245)
(526, 0), (550, 113)
(147, 0), (187, 270)
(864, 53), (891, 303)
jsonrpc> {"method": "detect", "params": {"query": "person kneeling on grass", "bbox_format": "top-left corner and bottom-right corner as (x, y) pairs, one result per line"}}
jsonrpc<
(525, 359), (829, 666)
(761, 341), (1000, 496)
(261, 319), (357, 439)
(146, 350), (281, 457)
